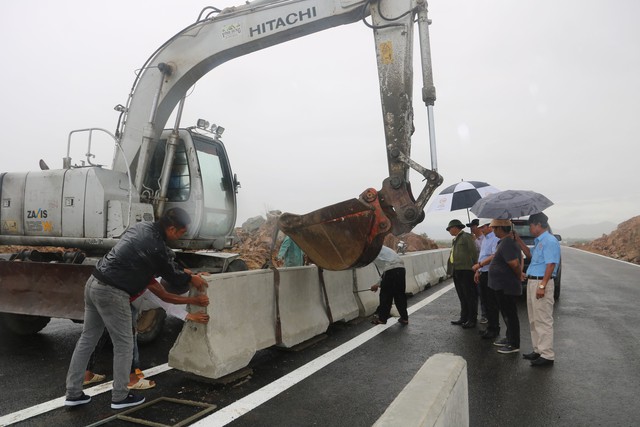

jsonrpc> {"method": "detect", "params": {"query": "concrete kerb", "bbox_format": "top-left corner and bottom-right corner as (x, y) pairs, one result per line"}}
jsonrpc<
(373, 353), (469, 427)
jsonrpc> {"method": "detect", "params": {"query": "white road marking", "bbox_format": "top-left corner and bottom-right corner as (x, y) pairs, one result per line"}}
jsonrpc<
(0, 364), (172, 426)
(0, 284), (453, 427)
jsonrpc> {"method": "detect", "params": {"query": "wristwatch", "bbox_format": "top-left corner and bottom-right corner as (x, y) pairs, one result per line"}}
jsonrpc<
(538, 284), (546, 289)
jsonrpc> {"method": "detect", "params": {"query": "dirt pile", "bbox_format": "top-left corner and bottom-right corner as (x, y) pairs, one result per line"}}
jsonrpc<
(228, 213), (439, 270)
(226, 213), (284, 270)
(574, 215), (640, 264)
(384, 232), (439, 253)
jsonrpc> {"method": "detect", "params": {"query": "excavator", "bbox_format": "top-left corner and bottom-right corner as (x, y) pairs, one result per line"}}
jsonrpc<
(0, 0), (443, 336)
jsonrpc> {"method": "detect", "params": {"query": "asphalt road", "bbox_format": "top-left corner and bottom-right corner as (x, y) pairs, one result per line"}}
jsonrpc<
(1, 247), (639, 427)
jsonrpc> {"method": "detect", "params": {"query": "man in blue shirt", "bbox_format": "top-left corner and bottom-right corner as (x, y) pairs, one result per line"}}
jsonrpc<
(516, 212), (560, 367)
(472, 221), (500, 339)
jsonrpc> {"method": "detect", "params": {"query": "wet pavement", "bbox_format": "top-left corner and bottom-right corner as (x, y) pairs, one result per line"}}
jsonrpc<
(1, 247), (639, 426)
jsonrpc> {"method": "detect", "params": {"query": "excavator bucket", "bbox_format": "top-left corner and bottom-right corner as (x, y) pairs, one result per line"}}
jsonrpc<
(278, 189), (391, 271)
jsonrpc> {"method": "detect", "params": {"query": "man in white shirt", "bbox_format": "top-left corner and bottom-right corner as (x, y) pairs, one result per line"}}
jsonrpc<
(370, 246), (408, 325)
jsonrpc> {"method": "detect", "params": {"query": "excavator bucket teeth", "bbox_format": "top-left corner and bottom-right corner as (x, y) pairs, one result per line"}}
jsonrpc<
(278, 191), (390, 271)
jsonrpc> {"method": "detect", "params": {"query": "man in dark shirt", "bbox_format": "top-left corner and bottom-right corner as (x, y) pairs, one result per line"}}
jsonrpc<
(447, 219), (479, 328)
(65, 208), (208, 410)
(488, 219), (523, 355)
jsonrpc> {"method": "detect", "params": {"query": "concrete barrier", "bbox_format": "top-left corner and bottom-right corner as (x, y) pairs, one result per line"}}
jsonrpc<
(169, 249), (451, 379)
(404, 250), (449, 293)
(373, 353), (468, 427)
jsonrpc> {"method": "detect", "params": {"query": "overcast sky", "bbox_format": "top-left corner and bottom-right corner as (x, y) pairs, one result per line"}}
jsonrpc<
(2, 0), (638, 239)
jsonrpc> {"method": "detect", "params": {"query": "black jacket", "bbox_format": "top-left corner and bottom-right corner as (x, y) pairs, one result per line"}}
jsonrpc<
(93, 221), (190, 296)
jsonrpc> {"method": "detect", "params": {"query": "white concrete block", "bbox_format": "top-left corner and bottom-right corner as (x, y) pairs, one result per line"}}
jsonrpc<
(169, 270), (277, 379)
(401, 255), (421, 294)
(278, 267), (330, 347)
(321, 269), (360, 322)
(353, 264), (381, 317)
(373, 353), (469, 427)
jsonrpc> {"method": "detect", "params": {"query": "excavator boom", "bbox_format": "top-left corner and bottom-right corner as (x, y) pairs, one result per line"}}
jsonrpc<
(111, 0), (442, 271)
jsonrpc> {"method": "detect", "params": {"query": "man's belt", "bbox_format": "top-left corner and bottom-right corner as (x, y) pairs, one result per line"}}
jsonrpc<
(527, 276), (555, 280)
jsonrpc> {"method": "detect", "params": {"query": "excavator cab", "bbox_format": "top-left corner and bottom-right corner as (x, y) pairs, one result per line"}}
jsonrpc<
(142, 127), (239, 250)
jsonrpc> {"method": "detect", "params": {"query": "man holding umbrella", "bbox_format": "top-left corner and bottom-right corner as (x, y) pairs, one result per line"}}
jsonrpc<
(515, 212), (560, 367)
(447, 219), (479, 328)
(473, 221), (500, 339)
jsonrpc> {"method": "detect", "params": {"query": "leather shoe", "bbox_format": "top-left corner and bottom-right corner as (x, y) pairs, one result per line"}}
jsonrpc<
(522, 351), (540, 360)
(450, 319), (466, 325)
(530, 357), (554, 367)
(461, 321), (476, 329)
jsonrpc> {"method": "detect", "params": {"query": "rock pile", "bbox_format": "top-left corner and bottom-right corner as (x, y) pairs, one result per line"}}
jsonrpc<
(384, 232), (439, 253)
(574, 215), (640, 264)
(226, 212), (284, 270)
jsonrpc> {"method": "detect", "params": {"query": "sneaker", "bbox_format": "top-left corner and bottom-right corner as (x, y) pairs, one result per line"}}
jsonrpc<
(497, 345), (520, 354)
(111, 393), (145, 410)
(64, 393), (92, 407)
(479, 317), (488, 324)
(493, 337), (508, 347)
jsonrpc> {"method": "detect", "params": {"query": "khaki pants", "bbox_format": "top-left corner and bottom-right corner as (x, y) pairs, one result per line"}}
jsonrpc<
(526, 278), (555, 360)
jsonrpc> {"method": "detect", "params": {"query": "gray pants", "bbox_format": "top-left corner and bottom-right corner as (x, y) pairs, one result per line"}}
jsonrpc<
(66, 275), (133, 402)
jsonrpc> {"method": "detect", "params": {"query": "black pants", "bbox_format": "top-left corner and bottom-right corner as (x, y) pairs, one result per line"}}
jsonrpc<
(496, 290), (520, 348)
(479, 272), (500, 333)
(376, 267), (408, 321)
(453, 270), (477, 323)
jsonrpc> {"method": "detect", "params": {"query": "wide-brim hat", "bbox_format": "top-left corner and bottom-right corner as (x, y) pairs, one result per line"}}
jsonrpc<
(446, 219), (466, 231)
(490, 218), (512, 227)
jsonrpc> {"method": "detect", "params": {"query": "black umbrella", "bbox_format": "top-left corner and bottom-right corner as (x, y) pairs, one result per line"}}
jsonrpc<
(470, 190), (553, 219)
